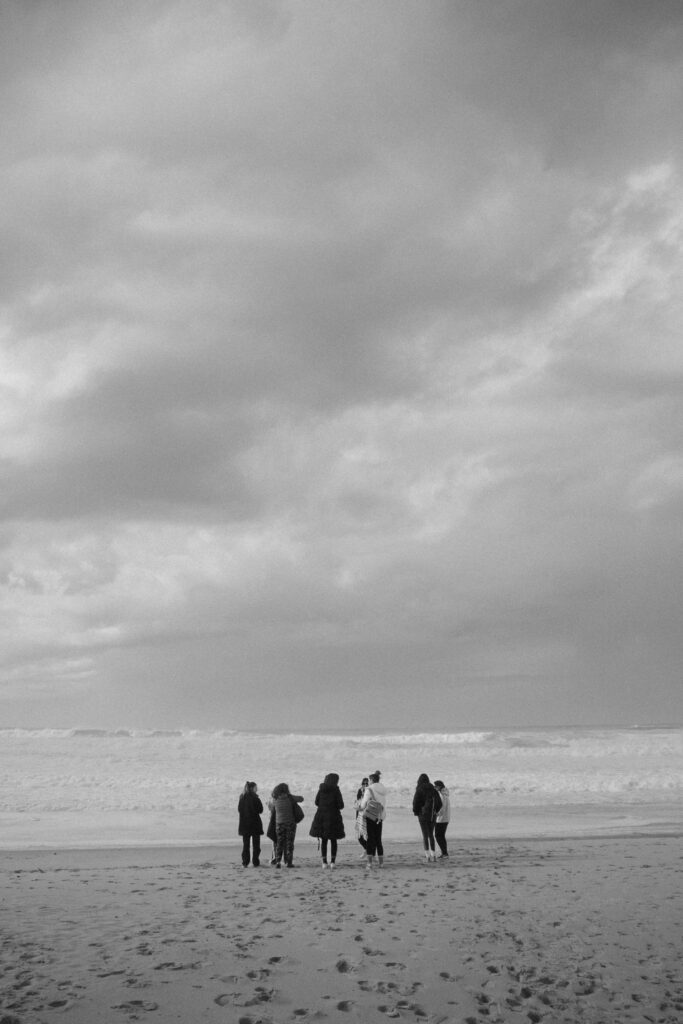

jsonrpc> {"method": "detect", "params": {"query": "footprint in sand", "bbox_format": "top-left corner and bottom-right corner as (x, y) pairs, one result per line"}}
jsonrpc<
(336, 1000), (353, 1011)
(112, 1000), (158, 1012)
(214, 994), (235, 1006)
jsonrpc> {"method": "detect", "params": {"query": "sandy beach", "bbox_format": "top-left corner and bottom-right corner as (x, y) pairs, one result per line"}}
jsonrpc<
(2, 835), (681, 1024)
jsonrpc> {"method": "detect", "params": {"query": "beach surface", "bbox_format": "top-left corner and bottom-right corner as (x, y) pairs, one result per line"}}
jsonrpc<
(2, 835), (682, 1024)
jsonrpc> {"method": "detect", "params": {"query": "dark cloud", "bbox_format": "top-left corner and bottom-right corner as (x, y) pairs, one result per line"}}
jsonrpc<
(1, 0), (682, 727)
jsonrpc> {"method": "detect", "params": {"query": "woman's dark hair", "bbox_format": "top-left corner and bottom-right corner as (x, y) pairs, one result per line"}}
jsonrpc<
(361, 777), (369, 787)
(243, 781), (257, 795)
(323, 772), (339, 786)
(434, 780), (444, 790)
(271, 782), (290, 799)
(369, 771), (380, 784)
(417, 773), (430, 785)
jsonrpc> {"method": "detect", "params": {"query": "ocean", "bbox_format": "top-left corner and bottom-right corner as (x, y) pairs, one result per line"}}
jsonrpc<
(2, 726), (682, 849)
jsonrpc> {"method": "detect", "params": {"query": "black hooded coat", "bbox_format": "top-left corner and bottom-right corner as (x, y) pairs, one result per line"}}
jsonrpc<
(309, 774), (345, 840)
(238, 790), (264, 836)
(412, 777), (442, 823)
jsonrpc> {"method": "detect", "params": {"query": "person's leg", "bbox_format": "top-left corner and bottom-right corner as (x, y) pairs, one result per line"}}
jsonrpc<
(357, 817), (368, 855)
(365, 818), (377, 867)
(376, 822), (384, 865)
(284, 824), (295, 866)
(435, 822), (448, 857)
(321, 837), (329, 865)
(275, 824), (285, 865)
(241, 835), (251, 866)
(329, 838), (338, 864)
(252, 832), (261, 866)
(419, 819), (430, 852)
(427, 822), (436, 853)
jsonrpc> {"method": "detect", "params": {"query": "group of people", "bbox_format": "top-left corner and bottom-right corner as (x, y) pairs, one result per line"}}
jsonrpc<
(236, 771), (450, 869)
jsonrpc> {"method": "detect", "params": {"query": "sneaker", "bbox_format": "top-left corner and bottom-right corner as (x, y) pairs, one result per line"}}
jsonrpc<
(329, 862), (336, 870)
(321, 861), (328, 869)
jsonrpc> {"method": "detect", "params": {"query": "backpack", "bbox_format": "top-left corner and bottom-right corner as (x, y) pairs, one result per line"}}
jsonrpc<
(363, 787), (383, 822)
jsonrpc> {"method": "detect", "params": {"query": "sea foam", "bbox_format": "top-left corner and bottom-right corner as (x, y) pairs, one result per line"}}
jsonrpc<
(2, 726), (682, 848)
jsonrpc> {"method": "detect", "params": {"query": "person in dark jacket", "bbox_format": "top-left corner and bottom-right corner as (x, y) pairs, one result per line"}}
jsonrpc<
(412, 773), (442, 862)
(309, 772), (345, 868)
(237, 781), (264, 867)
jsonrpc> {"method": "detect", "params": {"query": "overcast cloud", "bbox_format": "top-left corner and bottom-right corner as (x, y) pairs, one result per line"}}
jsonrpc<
(2, 0), (682, 730)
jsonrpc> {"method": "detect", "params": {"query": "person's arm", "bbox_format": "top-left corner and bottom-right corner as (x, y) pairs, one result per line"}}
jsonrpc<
(359, 786), (372, 810)
(292, 794), (304, 803)
(412, 790), (422, 815)
(255, 796), (263, 813)
(337, 789), (344, 810)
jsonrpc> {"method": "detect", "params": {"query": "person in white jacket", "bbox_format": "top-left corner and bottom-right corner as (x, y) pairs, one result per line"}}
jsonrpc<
(433, 780), (450, 858)
(359, 770), (387, 869)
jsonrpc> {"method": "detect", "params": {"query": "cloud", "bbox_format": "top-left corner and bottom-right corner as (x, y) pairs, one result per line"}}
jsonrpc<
(1, 0), (682, 726)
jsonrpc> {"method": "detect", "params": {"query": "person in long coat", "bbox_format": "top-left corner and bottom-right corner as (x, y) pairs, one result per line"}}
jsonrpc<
(412, 772), (442, 862)
(237, 781), (264, 867)
(309, 772), (345, 868)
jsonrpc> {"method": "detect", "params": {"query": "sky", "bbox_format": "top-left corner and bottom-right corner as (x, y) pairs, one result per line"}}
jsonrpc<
(1, 0), (682, 731)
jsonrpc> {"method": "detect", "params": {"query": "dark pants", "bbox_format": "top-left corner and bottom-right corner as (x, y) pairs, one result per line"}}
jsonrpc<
(241, 832), (261, 866)
(419, 818), (435, 851)
(321, 838), (338, 863)
(435, 822), (448, 856)
(275, 822), (296, 866)
(366, 818), (383, 857)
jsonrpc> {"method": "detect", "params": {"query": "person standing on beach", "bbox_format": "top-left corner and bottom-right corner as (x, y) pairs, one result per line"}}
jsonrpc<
(269, 783), (304, 869)
(309, 772), (345, 868)
(359, 770), (387, 870)
(433, 779), (450, 859)
(237, 781), (264, 867)
(412, 773), (442, 862)
(354, 776), (369, 856)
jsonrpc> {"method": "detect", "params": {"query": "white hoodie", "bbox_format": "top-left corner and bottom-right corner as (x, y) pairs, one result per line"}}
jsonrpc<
(435, 787), (450, 823)
(360, 780), (387, 822)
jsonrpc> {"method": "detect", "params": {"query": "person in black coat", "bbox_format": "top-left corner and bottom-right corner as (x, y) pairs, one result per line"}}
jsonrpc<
(412, 772), (442, 862)
(238, 781), (264, 867)
(309, 772), (345, 868)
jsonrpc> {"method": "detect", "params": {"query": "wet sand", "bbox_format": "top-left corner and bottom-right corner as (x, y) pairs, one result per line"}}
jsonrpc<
(2, 835), (682, 1023)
